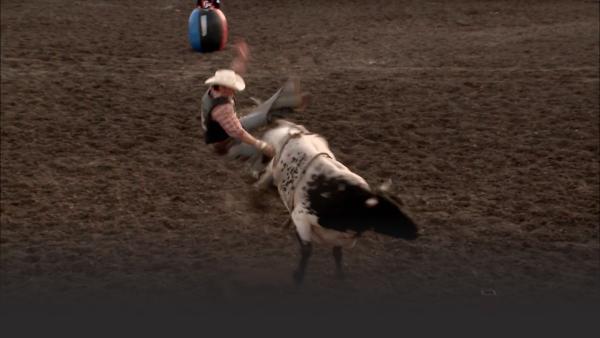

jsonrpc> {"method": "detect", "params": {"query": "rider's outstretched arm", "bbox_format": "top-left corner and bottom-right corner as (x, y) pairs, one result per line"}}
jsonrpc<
(230, 40), (249, 76)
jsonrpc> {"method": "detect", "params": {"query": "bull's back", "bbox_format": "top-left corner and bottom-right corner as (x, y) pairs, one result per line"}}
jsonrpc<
(273, 135), (334, 211)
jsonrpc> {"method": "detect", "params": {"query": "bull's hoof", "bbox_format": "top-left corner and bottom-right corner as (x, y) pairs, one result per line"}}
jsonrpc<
(293, 270), (305, 285)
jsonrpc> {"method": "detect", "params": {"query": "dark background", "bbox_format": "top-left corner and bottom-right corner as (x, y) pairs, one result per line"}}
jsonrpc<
(1, 0), (598, 334)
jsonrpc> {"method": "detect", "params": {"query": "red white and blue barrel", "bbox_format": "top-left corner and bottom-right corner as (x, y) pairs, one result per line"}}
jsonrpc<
(188, 8), (228, 53)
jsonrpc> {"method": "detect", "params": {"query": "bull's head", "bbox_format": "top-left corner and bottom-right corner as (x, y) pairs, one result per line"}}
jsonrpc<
(261, 119), (311, 156)
(367, 179), (419, 240)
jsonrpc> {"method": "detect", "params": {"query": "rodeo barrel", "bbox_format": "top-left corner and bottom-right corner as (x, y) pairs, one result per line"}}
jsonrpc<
(188, 7), (228, 53)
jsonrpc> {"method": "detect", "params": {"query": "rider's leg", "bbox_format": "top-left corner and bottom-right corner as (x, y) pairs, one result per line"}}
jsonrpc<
(239, 79), (308, 132)
(269, 79), (309, 112)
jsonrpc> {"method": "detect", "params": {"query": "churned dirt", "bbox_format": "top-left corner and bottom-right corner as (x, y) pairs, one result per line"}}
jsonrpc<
(1, 0), (598, 311)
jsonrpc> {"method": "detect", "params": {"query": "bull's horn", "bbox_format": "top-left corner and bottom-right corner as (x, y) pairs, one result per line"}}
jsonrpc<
(378, 178), (393, 192)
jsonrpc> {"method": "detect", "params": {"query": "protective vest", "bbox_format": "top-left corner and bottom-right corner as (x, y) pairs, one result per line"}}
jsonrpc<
(201, 90), (234, 144)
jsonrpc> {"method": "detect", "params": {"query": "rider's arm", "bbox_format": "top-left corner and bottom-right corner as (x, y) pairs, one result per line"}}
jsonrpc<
(211, 104), (244, 138)
(230, 40), (249, 76)
(212, 104), (274, 156)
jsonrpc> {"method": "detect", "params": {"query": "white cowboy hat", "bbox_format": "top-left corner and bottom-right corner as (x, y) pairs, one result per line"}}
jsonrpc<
(204, 69), (245, 91)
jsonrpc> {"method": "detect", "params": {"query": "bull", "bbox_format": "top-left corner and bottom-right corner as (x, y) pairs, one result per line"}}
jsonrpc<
(255, 120), (419, 283)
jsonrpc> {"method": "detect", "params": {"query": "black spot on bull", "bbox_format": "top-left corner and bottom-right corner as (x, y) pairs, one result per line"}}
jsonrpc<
(306, 175), (418, 240)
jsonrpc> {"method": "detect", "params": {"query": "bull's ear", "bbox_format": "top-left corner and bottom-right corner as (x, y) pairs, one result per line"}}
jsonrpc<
(378, 178), (393, 193)
(296, 124), (309, 134)
(365, 197), (379, 207)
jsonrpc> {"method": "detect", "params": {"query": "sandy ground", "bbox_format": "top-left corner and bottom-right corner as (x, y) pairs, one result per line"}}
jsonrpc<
(1, 0), (599, 328)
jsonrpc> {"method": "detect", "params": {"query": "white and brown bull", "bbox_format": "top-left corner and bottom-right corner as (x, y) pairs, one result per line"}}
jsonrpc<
(255, 120), (418, 283)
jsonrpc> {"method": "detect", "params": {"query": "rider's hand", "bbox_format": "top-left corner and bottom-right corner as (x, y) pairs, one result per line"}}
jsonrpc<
(263, 144), (275, 158)
(256, 140), (275, 158)
(234, 40), (249, 60)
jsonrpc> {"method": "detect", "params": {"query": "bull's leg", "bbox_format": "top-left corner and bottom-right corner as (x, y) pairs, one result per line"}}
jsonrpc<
(253, 161), (274, 189)
(332, 246), (345, 280)
(291, 209), (314, 284)
(293, 232), (312, 284)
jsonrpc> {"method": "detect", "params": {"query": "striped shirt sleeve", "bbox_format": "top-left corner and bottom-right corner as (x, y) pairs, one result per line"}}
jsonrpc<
(211, 103), (245, 139)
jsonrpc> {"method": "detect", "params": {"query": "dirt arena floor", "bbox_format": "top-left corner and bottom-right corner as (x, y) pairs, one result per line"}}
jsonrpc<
(1, 0), (599, 331)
